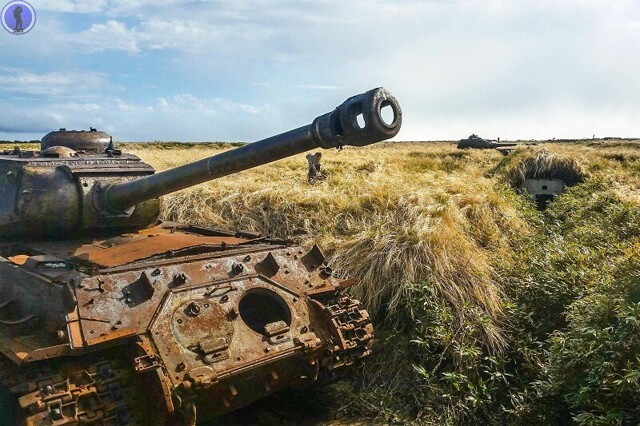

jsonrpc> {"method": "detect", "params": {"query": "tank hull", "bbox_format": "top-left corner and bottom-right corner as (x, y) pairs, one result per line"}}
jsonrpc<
(0, 222), (373, 424)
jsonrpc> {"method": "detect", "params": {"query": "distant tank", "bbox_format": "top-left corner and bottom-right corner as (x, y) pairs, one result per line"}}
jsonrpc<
(0, 88), (402, 424)
(457, 134), (518, 150)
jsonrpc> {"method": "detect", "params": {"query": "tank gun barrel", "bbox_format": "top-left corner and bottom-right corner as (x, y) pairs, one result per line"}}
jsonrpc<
(102, 87), (401, 213)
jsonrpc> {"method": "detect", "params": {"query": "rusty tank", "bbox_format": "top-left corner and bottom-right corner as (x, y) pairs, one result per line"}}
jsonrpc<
(0, 88), (402, 424)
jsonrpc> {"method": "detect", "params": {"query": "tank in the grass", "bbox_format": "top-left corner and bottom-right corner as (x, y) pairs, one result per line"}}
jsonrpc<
(457, 134), (518, 150)
(0, 88), (402, 424)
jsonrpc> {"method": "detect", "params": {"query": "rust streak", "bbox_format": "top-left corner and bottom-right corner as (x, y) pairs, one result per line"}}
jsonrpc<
(75, 233), (250, 268)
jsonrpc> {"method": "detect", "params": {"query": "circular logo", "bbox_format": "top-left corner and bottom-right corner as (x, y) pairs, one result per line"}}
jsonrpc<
(1, 0), (36, 35)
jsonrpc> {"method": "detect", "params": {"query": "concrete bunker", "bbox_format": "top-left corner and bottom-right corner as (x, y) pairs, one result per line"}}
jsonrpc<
(523, 178), (566, 210)
(506, 149), (585, 210)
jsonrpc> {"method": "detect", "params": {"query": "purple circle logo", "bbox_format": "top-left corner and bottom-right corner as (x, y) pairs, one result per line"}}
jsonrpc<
(1, 0), (35, 35)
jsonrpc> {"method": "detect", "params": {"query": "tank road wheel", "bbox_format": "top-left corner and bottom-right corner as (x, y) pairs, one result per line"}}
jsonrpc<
(0, 354), (171, 425)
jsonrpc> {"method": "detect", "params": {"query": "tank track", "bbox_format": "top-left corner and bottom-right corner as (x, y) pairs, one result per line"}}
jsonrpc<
(0, 354), (160, 426)
(318, 295), (374, 376)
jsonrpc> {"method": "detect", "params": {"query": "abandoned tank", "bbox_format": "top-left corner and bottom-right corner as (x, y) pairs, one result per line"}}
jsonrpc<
(0, 88), (402, 425)
(457, 134), (518, 150)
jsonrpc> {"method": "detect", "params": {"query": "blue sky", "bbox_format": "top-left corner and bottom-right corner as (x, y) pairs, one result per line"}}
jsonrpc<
(0, 0), (639, 142)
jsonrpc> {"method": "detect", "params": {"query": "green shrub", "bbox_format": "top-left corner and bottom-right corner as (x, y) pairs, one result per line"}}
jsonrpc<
(505, 178), (640, 424)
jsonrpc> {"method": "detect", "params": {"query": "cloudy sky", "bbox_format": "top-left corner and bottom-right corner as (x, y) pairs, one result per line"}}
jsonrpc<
(0, 0), (639, 142)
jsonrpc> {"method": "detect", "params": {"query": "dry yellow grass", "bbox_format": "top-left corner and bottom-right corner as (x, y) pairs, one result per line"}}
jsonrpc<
(125, 141), (640, 353)
(128, 142), (535, 351)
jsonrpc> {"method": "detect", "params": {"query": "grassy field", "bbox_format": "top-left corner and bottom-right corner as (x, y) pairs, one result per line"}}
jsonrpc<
(125, 140), (640, 424)
(132, 142), (525, 347)
(6, 138), (638, 423)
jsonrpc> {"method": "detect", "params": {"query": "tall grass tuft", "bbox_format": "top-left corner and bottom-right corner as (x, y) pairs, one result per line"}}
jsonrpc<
(503, 148), (587, 188)
(332, 190), (511, 352)
(150, 144), (523, 353)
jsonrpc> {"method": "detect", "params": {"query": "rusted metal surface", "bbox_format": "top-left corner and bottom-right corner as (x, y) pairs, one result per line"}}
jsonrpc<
(7, 254), (28, 265)
(73, 226), (251, 268)
(0, 354), (167, 424)
(41, 128), (113, 153)
(0, 88), (402, 424)
(1, 226), (375, 423)
(0, 221), (375, 425)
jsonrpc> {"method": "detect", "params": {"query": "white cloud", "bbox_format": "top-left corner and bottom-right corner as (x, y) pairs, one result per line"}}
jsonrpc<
(73, 20), (140, 52)
(114, 98), (150, 112)
(0, 69), (112, 97)
(52, 102), (102, 111)
(158, 94), (267, 115)
(294, 85), (341, 91)
(3, 0), (640, 140)
(35, 0), (109, 13)
(0, 91), (273, 141)
(135, 20), (208, 50)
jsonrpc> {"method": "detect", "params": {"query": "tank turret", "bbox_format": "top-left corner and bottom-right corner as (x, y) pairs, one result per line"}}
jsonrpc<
(0, 88), (401, 239)
(41, 128), (113, 153)
(0, 88), (401, 424)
